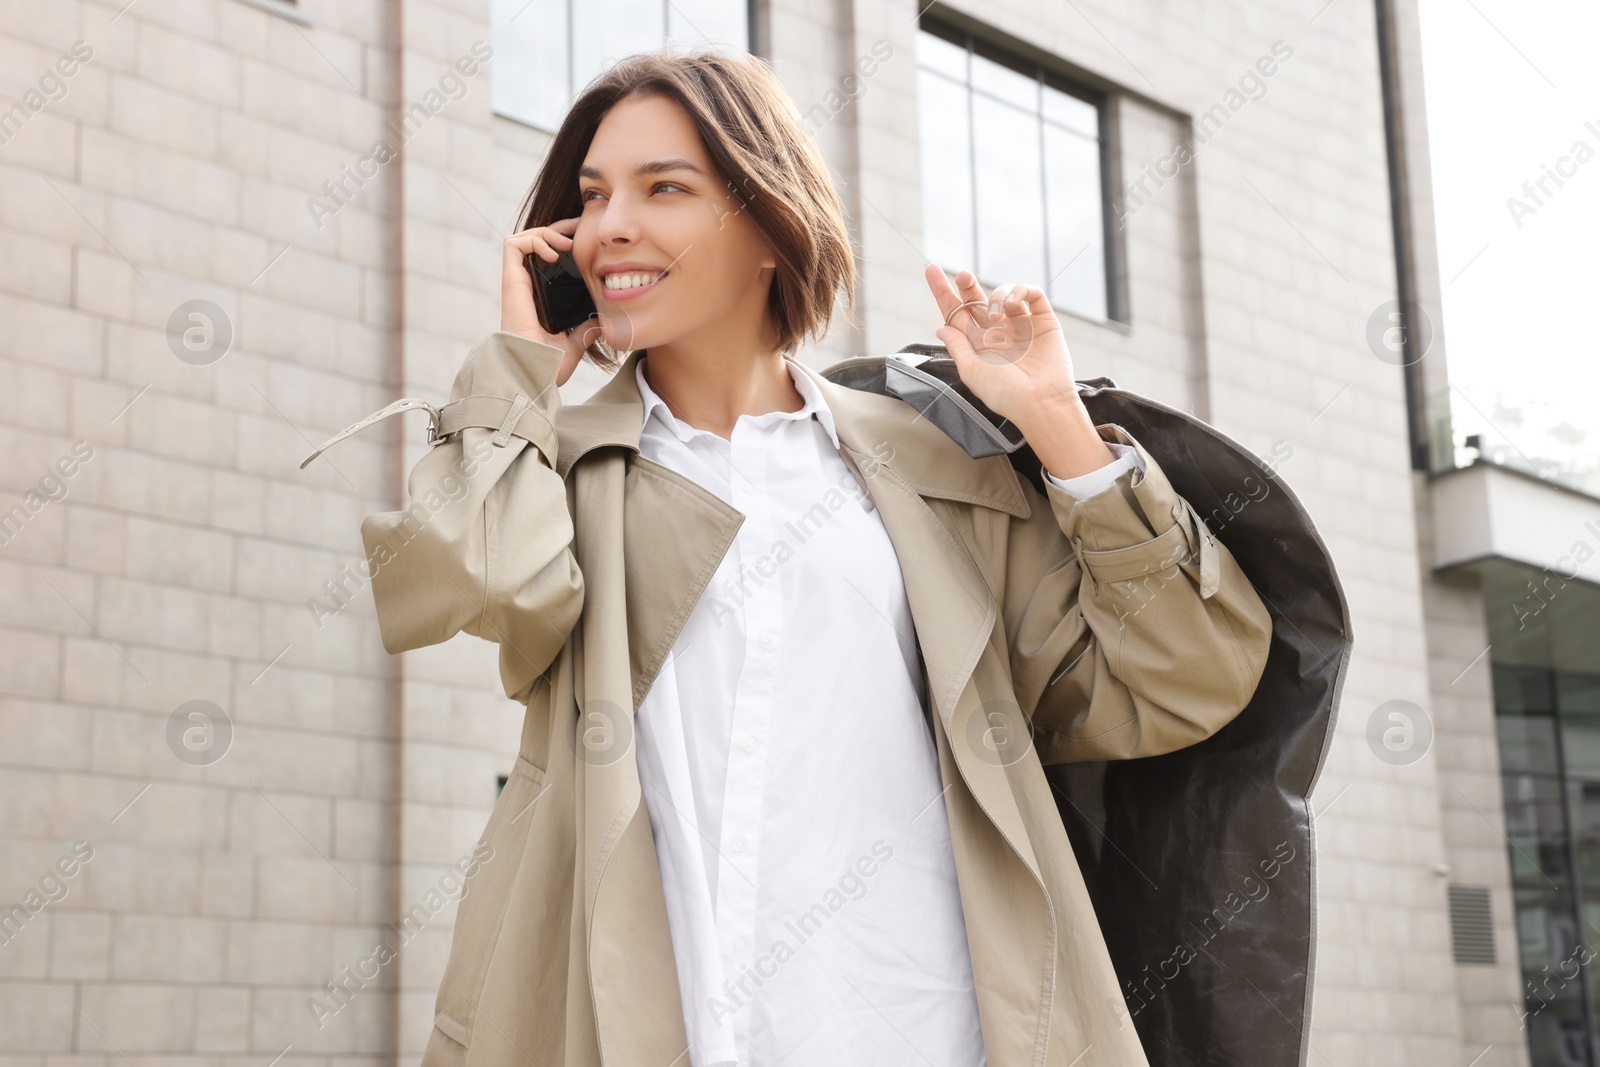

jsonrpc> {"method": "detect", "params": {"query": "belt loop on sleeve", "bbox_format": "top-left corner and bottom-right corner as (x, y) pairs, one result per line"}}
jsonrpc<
(1069, 533), (1095, 598)
(1181, 499), (1221, 598)
(493, 393), (533, 448)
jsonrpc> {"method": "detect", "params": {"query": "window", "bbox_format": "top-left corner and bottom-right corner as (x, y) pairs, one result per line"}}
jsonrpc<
(1497, 662), (1600, 1064)
(1478, 558), (1600, 1065)
(915, 22), (1118, 323)
(490, 0), (752, 132)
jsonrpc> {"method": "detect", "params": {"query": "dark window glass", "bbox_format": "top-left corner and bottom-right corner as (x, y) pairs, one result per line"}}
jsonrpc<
(1497, 663), (1600, 1065)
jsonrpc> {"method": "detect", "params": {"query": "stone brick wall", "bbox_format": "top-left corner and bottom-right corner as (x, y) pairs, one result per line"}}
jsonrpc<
(1, 0), (412, 1059)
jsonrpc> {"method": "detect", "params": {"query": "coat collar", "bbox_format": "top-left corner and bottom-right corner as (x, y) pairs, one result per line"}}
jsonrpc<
(554, 348), (1031, 521)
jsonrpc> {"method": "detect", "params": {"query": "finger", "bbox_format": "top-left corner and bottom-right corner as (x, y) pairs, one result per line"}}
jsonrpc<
(950, 271), (994, 334)
(1019, 284), (1052, 317)
(924, 262), (963, 321)
(1000, 284), (1035, 319)
(934, 324), (974, 365)
(986, 283), (1017, 320)
(530, 233), (567, 260)
(926, 264), (987, 337)
(507, 231), (570, 264)
(506, 230), (546, 254)
(504, 235), (535, 274)
(508, 226), (575, 250)
(954, 269), (989, 308)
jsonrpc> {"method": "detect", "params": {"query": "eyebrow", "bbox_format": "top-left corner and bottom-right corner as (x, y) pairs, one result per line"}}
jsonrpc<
(578, 158), (708, 181)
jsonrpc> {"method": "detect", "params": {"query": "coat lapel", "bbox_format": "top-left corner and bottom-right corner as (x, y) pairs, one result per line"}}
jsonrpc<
(555, 351), (748, 714)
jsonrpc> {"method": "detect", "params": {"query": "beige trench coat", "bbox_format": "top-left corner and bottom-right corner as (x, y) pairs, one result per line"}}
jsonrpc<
(314, 330), (1273, 1067)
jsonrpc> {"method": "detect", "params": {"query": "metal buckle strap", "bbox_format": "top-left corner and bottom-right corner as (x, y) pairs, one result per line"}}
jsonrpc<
(299, 397), (442, 470)
(437, 393), (556, 449)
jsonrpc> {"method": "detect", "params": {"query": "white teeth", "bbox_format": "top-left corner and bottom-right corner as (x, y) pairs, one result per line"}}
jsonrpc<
(604, 271), (663, 290)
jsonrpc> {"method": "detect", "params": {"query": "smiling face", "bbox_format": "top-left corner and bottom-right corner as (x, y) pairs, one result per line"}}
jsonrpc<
(572, 92), (778, 357)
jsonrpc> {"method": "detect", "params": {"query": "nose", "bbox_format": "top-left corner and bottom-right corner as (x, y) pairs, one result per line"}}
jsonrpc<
(594, 191), (640, 247)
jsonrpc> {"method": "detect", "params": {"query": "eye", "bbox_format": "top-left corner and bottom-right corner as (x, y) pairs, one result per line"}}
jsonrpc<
(580, 187), (604, 203)
(653, 181), (687, 194)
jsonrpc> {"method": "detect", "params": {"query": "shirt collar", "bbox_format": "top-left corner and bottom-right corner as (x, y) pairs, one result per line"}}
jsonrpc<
(634, 354), (841, 450)
(549, 345), (1031, 520)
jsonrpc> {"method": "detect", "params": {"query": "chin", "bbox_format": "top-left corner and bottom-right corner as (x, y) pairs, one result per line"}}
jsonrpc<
(600, 316), (687, 355)
(596, 311), (657, 352)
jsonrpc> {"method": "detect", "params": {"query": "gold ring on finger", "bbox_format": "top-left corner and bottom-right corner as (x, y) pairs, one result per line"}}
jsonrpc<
(944, 299), (989, 327)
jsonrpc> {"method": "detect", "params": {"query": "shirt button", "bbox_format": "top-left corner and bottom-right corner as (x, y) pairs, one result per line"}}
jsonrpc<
(739, 737), (757, 754)
(742, 481), (755, 493)
(758, 634), (773, 650)
(731, 837), (746, 852)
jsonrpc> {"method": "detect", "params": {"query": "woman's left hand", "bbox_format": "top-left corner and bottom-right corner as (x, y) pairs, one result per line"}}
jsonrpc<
(925, 264), (1117, 480)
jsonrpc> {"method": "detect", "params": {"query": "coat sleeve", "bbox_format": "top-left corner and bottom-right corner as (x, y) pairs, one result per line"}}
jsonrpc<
(359, 331), (584, 704)
(1001, 422), (1272, 764)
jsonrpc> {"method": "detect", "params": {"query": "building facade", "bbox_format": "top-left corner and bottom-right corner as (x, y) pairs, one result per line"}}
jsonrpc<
(0, 0), (1593, 1063)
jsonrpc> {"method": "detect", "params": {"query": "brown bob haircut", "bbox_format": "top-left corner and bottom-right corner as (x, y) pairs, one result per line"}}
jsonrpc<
(516, 47), (857, 372)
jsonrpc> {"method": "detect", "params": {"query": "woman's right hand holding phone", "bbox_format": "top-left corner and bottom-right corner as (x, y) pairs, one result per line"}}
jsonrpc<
(502, 217), (593, 388)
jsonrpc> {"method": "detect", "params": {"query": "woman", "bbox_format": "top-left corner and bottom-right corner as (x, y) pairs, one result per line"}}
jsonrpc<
(309, 48), (1272, 1067)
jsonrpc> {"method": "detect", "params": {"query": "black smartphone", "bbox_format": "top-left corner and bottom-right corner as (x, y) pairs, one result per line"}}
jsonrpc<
(525, 248), (597, 335)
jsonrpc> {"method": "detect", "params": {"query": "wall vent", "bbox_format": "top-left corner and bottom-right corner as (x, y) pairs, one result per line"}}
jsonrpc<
(1447, 884), (1496, 965)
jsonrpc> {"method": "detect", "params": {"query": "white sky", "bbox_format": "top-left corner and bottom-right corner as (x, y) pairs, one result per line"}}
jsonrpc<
(1415, 0), (1600, 491)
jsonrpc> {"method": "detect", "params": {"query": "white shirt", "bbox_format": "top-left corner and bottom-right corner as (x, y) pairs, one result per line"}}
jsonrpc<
(629, 354), (1140, 1067)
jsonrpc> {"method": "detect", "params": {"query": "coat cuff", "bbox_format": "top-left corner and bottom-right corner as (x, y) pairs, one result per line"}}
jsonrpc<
(1042, 442), (1144, 499)
(1041, 423), (1221, 595)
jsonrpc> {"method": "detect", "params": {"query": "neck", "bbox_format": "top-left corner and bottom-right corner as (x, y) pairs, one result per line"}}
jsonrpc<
(640, 333), (802, 441)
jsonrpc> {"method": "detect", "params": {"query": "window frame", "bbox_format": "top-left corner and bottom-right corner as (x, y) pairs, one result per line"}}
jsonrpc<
(489, 0), (762, 134)
(915, 16), (1126, 326)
